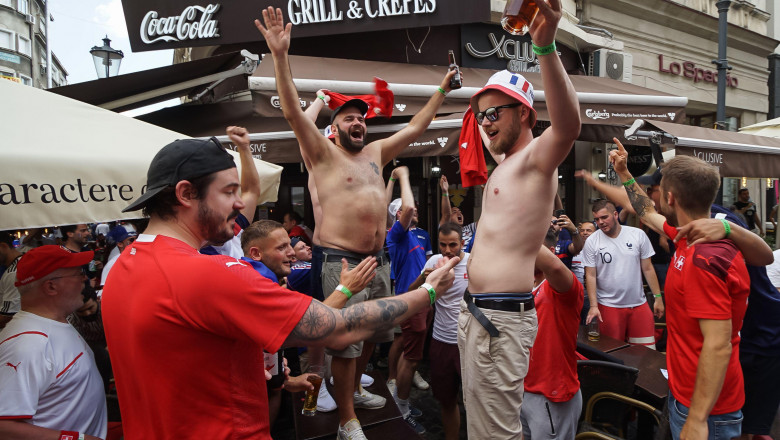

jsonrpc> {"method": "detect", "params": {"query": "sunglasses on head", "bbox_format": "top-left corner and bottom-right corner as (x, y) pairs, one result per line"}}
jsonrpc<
(475, 103), (523, 124)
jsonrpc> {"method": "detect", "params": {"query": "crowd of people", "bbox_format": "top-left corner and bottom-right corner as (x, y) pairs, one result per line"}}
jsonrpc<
(1, 2), (779, 440)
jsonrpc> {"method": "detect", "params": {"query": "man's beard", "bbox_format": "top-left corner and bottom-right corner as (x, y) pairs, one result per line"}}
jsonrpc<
(487, 111), (522, 156)
(338, 127), (365, 152)
(199, 202), (239, 245)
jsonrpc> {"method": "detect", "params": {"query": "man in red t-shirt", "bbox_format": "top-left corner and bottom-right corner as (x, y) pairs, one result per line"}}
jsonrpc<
(609, 139), (772, 440)
(102, 133), (459, 440)
(520, 229), (584, 439)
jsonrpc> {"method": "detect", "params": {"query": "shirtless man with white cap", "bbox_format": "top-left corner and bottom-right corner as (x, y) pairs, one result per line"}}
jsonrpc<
(458, 1), (581, 438)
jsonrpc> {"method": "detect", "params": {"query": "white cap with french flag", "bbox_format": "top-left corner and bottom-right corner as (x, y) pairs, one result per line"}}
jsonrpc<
(470, 70), (537, 127)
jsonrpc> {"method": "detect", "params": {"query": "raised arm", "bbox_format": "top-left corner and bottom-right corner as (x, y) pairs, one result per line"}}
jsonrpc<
(536, 245), (574, 293)
(610, 138), (666, 235)
(255, 8), (331, 164)
(575, 169), (632, 212)
(395, 166), (415, 230)
(439, 175), (452, 227)
(559, 214), (584, 255)
(227, 126), (260, 221)
(283, 256), (460, 348)
(526, 0), (580, 174)
(378, 70), (456, 166)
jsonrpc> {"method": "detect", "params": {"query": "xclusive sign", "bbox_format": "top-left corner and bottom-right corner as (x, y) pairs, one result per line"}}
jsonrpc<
(658, 55), (738, 88)
(460, 23), (580, 73)
(121, 0), (487, 52)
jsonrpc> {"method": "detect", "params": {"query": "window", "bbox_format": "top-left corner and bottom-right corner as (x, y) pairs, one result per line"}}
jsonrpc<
(18, 73), (31, 86)
(17, 35), (31, 56)
(0, 29), (13, 50)
(16, 0), (28, 14)
(0, 0), (13, 8)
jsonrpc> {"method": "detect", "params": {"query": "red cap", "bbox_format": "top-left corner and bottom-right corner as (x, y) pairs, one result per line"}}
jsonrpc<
(15, 245), (94, 287)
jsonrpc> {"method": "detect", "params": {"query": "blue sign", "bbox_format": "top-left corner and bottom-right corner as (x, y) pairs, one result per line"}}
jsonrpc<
(0, 51), (21, 64)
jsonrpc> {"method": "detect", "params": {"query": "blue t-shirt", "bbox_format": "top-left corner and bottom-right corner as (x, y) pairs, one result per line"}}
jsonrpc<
(387, 221), (429, 295)
(710, 204), (780, 356)
(555, 238), (574, 269)
(287, 262), (312, 297)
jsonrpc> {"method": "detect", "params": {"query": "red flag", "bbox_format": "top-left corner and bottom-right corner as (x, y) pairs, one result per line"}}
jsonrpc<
(325, 77), (394, 119)
(459, 107), (487, 187)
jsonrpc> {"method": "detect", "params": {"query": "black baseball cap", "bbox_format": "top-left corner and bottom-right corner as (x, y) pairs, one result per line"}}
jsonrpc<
(330, 98), (369, 124)
(636, 166), (662, 187)
(123, 137), (236, 212)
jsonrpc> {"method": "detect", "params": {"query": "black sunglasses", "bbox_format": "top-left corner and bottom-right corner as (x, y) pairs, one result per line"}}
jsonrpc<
(475, 103), (523, 124)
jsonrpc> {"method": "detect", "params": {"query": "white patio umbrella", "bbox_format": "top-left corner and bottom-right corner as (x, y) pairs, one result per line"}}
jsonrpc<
(0, 79), (282, 230)
(739, 117), (780, 138)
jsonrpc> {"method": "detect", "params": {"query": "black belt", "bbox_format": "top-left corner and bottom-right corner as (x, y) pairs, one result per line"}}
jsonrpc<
(319, 247), (388, 266)
(472, 297), (535, 312)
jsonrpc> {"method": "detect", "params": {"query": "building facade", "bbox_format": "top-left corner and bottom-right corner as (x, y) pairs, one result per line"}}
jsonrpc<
(0, 0), (67, 88)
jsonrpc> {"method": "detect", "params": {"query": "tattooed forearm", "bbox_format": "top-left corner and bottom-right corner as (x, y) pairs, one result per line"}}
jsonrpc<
(289, 300), (337, 342)
(625, 183), (656, 218)
(341, 298), (409, 334)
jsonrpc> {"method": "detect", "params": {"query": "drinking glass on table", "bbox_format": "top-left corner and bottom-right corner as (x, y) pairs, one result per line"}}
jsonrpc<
(588, 319), (600, 342)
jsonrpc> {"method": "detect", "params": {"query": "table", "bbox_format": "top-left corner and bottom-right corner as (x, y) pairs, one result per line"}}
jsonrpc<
(577, 326), (630, 353)
(609, 344), (669, 407)
(292, 370), (403, 440)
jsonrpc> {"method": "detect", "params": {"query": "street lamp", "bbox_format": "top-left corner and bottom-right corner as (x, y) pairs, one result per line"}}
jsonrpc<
(90, 36), (124, 79)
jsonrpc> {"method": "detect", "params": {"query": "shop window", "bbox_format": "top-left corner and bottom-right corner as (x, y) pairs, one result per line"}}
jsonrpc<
(18, 35), (31, 57)
(0, 29), (14, 51)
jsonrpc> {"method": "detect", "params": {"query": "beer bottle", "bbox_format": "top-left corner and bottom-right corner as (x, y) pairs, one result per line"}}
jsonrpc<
(448, 50), (462, 90)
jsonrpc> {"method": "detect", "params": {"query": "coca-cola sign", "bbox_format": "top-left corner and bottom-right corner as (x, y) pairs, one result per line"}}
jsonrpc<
(141, 4), (221, 44)
(121, 0), (487, 52)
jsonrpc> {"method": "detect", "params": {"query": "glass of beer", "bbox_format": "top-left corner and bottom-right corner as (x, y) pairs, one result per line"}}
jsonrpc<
(501, 0), (540, 36)
(588, 320), (600, 342)
(301, 366), (325, 416)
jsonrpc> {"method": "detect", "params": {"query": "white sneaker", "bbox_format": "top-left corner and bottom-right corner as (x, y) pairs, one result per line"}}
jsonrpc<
(337, 418), (368, 440)
(353, 386), (386, 409)
(330, 374), (374, 387)
(413, 371), (430, 390)
(386, 378), (397, 397)
(316, 381), (337, 412)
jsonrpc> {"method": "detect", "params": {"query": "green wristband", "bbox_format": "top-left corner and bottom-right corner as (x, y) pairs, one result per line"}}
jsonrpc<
(421, 283), (436, 305)
(389, 177), (397, 182)
(443, 192), (449, 197)
(654, 294), (662, 298)
(437, 87), (447, 96)
(335, 284), (353, 299)
(721, 219), (731, 238)
(622, 178), (636, 187)
(317, 95), (327, 102)
(532, 41), (556, 56)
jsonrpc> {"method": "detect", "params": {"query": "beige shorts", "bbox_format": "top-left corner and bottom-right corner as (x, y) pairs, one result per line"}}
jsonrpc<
(321, 256), (392, 358)
(457, 299), (538, 439)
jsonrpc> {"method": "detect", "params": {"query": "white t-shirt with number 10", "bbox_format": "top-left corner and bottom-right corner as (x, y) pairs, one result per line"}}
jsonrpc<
(581, 225), (655, 308)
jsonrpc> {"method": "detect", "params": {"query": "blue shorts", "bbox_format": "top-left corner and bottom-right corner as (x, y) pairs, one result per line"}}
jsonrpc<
(668, 394), (742, 440)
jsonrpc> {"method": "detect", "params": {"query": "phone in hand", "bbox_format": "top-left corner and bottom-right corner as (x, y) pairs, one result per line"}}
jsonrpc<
(554, 209), (566, 218)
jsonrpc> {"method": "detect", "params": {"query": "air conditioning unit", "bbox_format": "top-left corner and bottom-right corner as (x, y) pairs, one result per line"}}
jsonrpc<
(25, 14), (35, 25)
(589, 49), (633, 83)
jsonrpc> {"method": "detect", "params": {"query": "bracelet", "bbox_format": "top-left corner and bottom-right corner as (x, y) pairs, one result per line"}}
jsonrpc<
(721, 219), (731, 238)
(654, 294), (662, 298)
(622, 177), (636, 187)
(59, 432), (79, 440)
(335, 284), (353, 299)
(443, 192), (449, 197)
(389, 177), (397, 182)
(317, 95), (327, 102)
(421, 283), (436, 305)
(437, 87), (447, 96)
(532, 41), (556, 56)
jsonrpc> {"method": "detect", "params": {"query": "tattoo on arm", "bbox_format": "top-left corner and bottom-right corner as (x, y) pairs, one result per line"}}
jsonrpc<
(341, 299), (409, 333)
(370, 162), (379, 175)
(625, 183), (655, 219)
(289, 301), (337, 342)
